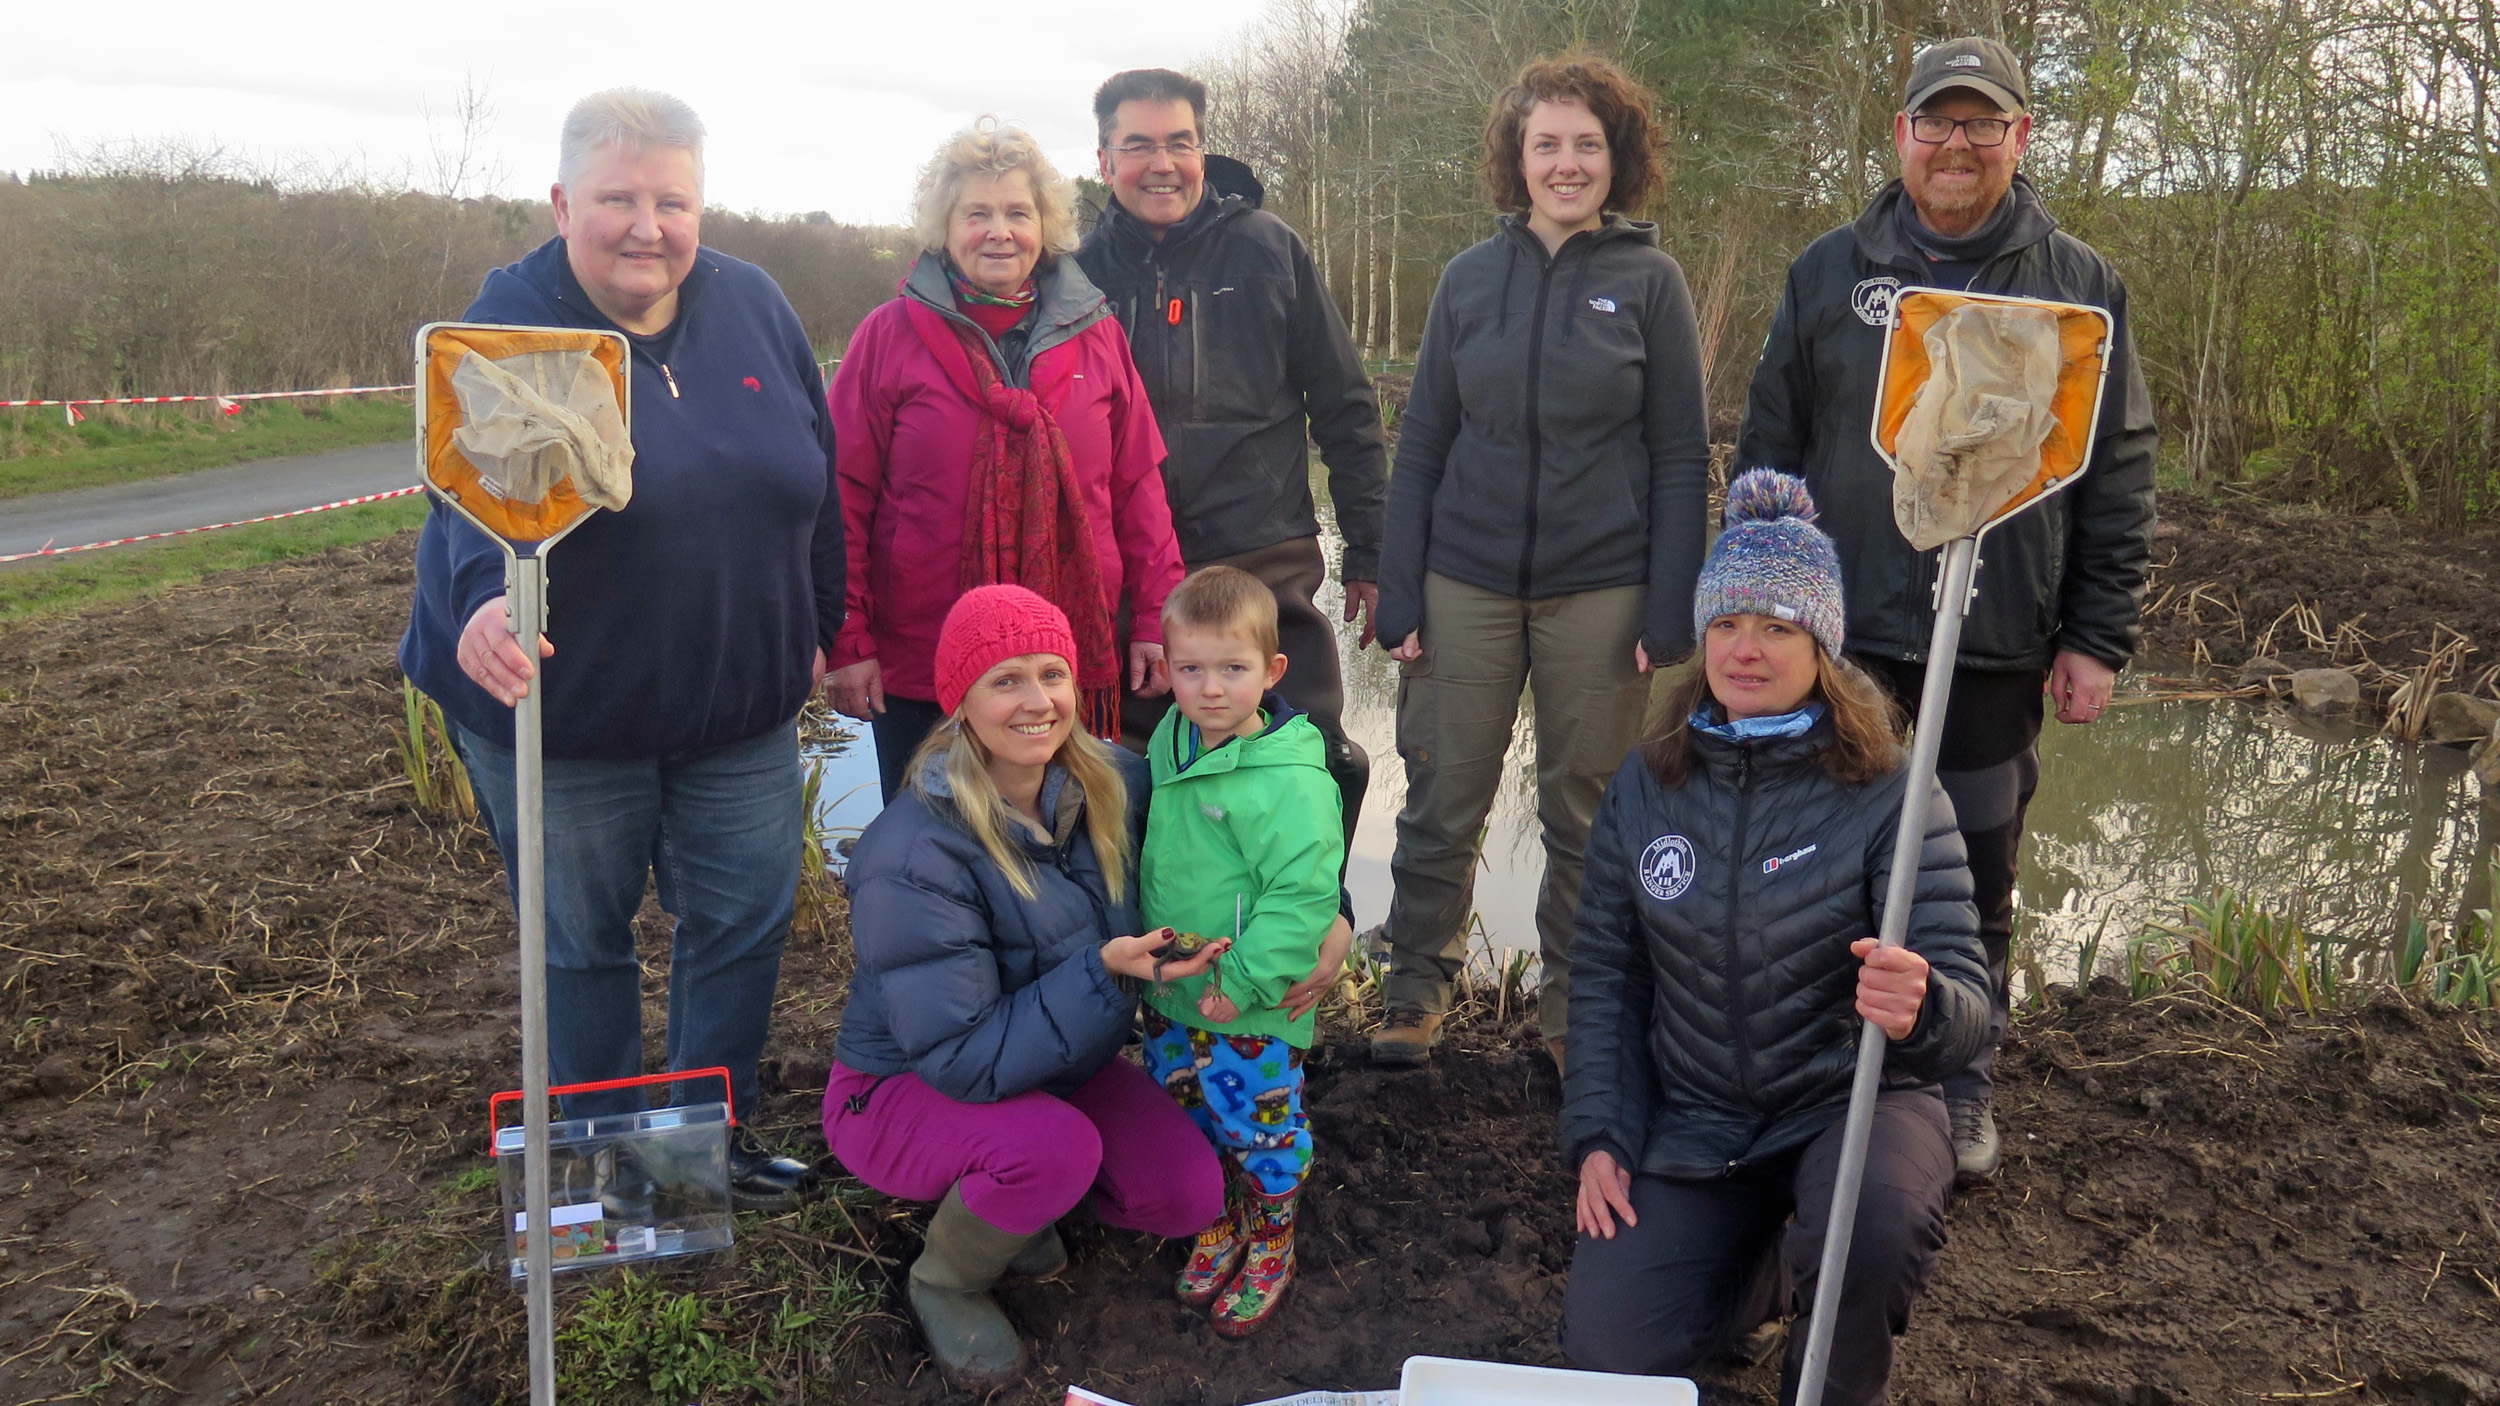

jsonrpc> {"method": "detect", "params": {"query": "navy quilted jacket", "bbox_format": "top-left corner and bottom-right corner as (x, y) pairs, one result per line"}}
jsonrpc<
(832, 750), (1149, 1104)
(1561, 720), (1989, 1179)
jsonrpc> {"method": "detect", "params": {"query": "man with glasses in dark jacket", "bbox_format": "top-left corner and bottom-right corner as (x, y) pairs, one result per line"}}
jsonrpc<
(1075, 69), (1388, 854)
(1735, 36), (2158, 1185)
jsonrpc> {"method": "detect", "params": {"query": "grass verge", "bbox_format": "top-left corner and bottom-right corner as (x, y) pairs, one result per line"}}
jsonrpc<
(0, 495), (428, 621)
(317, 1167), (899, 1404)
(0, 395), (412, 501)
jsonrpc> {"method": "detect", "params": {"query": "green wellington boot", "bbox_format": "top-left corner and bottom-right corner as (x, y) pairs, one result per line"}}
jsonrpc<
(907, 1185), (1033, 1389)
(1007, 1222), (1068, 1280)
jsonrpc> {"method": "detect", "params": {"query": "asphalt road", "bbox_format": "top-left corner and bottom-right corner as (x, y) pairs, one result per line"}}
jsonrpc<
(0, 439), (418, 559)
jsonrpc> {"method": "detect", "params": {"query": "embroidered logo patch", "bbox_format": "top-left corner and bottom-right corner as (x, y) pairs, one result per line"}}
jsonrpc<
(1763, 843), (1819, 875)
(1640, 835), (1696, 901)
(1588, 296), (1617, 314)
(1946, 54), (1984, 68)
(1851, 276), (1901, 327)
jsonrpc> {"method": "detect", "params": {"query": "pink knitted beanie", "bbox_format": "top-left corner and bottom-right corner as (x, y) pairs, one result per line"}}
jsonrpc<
(934, 585), (1080, 716)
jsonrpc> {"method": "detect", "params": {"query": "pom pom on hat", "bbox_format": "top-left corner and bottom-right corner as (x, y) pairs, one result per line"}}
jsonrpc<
(934, 585), (1080, 716)
(1723, 467), (1819, 526)
(1692, 469), (1847, 657)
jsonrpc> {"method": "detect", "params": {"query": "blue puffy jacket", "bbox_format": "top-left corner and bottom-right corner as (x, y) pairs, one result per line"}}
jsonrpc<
(1562, 718), (1989, 1180)
(832, 749), (1149, 1103)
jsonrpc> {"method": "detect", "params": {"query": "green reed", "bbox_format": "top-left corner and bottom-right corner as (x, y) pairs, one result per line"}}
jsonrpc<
(395, 680), (475, 820)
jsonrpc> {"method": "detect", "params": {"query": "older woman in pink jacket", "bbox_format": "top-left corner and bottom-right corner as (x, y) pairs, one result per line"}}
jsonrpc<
(828, 121), (1185, 798)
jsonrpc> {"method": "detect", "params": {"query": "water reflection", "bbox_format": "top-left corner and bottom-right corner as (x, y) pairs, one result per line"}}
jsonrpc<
(806, 470), (2497, 985)
(2025, 695), (2488, 975)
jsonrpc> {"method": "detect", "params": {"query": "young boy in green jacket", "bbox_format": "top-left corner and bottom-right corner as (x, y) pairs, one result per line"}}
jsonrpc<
(1140, 566), (1345, 1338)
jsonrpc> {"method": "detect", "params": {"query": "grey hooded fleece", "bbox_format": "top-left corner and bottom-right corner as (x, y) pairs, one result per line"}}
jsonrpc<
(1376, 215), (1711, 658)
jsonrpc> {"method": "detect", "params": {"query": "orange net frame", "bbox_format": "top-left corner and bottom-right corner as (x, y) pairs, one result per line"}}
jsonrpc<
(421, 325), (629, 544)
(1873, 290), (2111, 527)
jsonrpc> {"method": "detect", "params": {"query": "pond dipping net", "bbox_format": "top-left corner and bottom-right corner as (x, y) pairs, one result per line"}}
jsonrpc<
(448, 348), (632, 511)
(1873, 290), (2112, 550)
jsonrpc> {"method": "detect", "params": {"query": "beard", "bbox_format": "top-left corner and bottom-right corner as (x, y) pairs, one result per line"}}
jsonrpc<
(1912, 162), (2004, 228)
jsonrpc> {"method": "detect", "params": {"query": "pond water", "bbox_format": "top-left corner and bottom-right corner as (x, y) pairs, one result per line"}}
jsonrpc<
(808, 477), (2498, 984)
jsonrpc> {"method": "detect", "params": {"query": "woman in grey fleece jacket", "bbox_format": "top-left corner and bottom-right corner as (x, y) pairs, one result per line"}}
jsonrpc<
(1370, 54), (1710, 1071)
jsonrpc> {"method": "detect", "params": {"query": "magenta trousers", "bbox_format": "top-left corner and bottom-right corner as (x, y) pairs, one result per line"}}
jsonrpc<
(822, 1055), (1225, 1238)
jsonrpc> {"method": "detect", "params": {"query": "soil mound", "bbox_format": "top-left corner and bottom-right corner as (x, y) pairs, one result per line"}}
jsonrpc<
(2, 531), (2496, 1406)
(2149, 492), (2500, 701)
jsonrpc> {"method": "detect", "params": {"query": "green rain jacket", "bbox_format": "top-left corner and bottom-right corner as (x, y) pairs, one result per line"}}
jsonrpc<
(1141, 691), (1345, 1047)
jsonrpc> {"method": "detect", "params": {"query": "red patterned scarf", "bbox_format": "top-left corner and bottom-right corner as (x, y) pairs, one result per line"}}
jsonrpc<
(903, 297), (1121, 737)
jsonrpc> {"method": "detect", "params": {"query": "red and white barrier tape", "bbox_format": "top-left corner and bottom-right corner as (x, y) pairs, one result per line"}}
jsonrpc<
(0, 384), (414, 425)
(0, 484), (426, 564)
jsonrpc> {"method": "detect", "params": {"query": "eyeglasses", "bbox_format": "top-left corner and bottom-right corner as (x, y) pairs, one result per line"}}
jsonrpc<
(1108, 138), (1203, 162)
(1908, 114), (2016, 147)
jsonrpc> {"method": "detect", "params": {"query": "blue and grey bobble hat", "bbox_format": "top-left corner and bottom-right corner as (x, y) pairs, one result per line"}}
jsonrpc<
(1692, 470), (1846, 657)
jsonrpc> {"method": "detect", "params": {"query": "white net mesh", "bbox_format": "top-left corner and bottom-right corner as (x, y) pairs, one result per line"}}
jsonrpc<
(448, 348), (633, 510)
(1891, 302), (2062, 550)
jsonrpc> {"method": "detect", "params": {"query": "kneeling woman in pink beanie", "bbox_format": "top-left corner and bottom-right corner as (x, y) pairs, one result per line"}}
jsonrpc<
(823, 584), (1226, 1390)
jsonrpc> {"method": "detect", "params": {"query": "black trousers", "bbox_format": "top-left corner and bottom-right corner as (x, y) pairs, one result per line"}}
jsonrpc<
(868, 694), (949, 804)
(1853, 658), (2045, 1107)
(1562, 1089), (1956, 1406)
(1123, 535), (1370, 855)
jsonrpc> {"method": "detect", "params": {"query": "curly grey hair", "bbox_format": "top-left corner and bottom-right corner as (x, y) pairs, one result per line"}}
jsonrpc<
(559, 87), (706, 191)
(910, 120), (1076, 255)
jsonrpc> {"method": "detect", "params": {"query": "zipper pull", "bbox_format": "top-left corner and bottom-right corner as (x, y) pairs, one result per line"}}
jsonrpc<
(1167, 297), (1184, 326)
(661, 363), (681, 399)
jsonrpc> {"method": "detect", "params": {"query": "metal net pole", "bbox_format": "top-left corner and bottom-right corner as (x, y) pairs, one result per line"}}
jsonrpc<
(508, 552), (557, 1406)
(1791, 535), (1978, 1406)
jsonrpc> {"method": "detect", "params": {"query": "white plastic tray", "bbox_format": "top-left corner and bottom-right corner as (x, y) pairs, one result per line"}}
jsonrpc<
(1400, 1356), (1699, 1406)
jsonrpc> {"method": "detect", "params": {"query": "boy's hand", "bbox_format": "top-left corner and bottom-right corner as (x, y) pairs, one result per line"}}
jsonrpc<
(1198, 987), (1240, 1024)
(1278, 915), (1355, 1019)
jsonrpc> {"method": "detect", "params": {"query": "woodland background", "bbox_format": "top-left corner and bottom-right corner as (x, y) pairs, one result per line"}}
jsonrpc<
(9, 0), (2500, 521)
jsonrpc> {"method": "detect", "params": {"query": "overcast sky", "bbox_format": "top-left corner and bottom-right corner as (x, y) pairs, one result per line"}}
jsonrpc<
(2, 0), (1271, 225)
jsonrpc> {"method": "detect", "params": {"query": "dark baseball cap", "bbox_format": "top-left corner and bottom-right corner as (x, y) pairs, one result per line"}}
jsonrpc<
(1902, 36), (2027, 114)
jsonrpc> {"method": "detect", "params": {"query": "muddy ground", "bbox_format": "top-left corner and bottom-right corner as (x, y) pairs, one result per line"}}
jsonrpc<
(2, 518), (2498, 1405)
(2146, 490), (2500, 710)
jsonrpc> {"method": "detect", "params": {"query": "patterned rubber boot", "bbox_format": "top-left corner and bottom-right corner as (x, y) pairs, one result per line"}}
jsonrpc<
(1210, 1181), (1299, 1337)
(1175, 1166), (1251, 1308)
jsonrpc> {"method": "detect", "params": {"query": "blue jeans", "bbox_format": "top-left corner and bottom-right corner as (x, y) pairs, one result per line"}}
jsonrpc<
(454, 721), (802, 1121)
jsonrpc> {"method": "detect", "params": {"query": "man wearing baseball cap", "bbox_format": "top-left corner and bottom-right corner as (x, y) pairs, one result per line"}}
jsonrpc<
(1734, 36), (2158, 1185)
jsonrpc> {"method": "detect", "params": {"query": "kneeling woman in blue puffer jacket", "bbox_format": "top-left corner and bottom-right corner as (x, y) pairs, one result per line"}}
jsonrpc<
(1559, 472), (1991, 1406)
(824, 585), (1227, 1391)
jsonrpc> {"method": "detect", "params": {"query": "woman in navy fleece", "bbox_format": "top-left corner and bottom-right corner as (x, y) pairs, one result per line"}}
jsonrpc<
(399, 88), (840, 1211)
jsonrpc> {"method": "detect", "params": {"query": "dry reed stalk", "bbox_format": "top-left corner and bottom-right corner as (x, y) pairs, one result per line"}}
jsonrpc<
(2380, 624), (2472, 740)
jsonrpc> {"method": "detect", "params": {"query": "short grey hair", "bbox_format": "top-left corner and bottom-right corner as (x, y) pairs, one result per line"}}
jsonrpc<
(910, 120), (1077, 256)
(558, 87), (706, 190)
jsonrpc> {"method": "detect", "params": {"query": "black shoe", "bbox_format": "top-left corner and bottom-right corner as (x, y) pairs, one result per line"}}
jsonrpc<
(729, 1126), (818, 1213)
(1949, 1100), (2001, 1186)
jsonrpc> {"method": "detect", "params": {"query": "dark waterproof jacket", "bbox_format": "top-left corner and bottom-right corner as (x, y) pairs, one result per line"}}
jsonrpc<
(1376, 216), (1711, 659)
(1076, 172), (1388, 580)
(1560, 722), (1991, 1179)
(832, 750), (1150, 1104)
(1734, 177), (2158, 672)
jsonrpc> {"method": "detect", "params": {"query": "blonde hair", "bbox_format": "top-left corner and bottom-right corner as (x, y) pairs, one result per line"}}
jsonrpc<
(1161, 565), (1281, 657)
(911, 119), (1078, 256)
(908, 716), (1131, 902)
